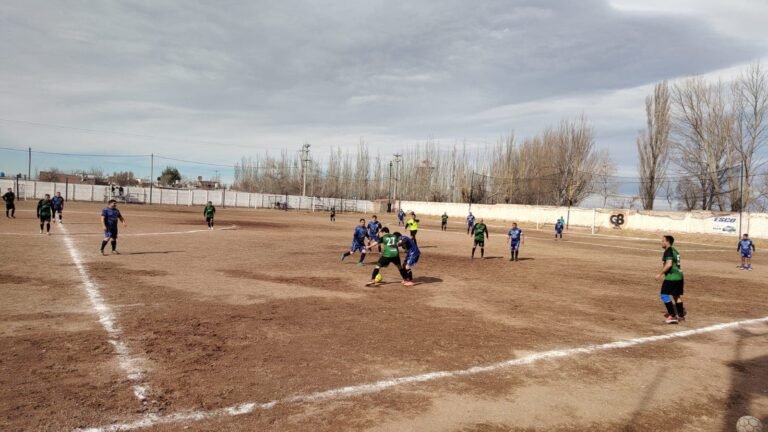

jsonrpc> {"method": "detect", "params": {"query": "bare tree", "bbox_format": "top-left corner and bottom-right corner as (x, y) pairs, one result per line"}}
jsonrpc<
(592, 149), (617, 208)
(637, 81), (672, 210)
(730, 62), (768, 211)
(671, 77), (733, 210)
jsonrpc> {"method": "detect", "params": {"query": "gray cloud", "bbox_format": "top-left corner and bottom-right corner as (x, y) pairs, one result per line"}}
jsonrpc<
(1, 0), (766, 174)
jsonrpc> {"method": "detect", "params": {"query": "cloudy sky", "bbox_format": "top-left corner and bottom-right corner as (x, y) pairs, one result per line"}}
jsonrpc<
(1, 0), (767, 181)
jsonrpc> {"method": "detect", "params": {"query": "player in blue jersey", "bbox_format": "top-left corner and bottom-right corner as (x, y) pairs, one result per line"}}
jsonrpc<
(737, 233), (756, 270)
(506, 222), (525, 261)
(555, 219), (564, 240)
(100, 199), (126, 255)
(398, 234), (420, 286)
(397, 209), (405, 226)
(466, 211), (475, 235)
(341, 218), (368, 266)
(51, 191), (65, 224)
(367, 215), (383, 253)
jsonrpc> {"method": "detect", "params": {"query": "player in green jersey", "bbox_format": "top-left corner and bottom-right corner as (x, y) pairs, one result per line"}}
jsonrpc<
(365, 227), (407, 286)
(36, 194), (53, 235)
(203, 201), (216, 230)
(471, 218), (489, 259)
(655, 235), (686, 324)
(441, 212), (448, 231)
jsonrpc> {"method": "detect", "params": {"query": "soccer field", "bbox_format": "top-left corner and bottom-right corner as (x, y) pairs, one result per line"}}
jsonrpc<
(1, 201), (767, 432)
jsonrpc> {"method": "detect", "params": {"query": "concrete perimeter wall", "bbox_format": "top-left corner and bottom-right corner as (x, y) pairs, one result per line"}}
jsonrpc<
(398, 200), (768, 240)
(0, 179), (376, 213)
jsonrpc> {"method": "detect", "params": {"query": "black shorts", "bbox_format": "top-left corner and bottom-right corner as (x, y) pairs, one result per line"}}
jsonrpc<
(474, 240), (485, 247)
(206, 216), (214, 222)
(377, 255), (402, 268)
(661, 279), (684, 296)
(39, 214), (52, 222)
(6, 203), (14, 209)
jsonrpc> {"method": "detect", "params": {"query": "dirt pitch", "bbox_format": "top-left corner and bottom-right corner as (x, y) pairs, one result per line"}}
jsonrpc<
(1, 201), (767, 432)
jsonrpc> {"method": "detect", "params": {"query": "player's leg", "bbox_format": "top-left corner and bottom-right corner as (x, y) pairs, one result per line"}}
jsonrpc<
(46, 218), (51, 234)
(111, 230), (119, 253)
(358, 247), (366, 266)
(411, 230), (418, 246)
(471, 240), (477, 258)
(746, 255), (752, 270)
(660, 293), (678, 323)
(514, 244), (520, 261)
(480, 241), (485, 258)
(39, 218), (44, 234)
(674, 295), (685, 320)
(100, 235), (110, 255)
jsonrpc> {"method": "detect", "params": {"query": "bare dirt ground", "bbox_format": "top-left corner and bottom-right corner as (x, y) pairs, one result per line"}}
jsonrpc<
(1, 201), (766, 432)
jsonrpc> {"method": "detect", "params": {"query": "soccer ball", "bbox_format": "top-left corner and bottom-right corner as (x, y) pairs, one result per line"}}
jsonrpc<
(374, 273), (383, 283)
(737, 416), (764, 432)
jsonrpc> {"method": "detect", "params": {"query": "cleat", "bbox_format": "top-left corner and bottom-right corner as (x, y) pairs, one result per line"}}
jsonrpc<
(101, 251), (106, 256)
(340, 254), (346, 262)
(357, 262), (364, 267)
(111, 250), (120, 255)
(677, 315), (686, 322)
(365, 280), (376, 286)
(665, 316), (679, 324)
(403, 281), (414, 287)
(47, 232), (50, 236)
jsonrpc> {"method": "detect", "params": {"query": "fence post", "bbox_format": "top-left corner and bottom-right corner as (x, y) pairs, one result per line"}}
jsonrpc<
(90, 184), (94, 202)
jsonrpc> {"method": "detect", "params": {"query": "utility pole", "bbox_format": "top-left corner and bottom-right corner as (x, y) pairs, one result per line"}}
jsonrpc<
(301, 143), (311, 198)
(393, 153), (402, 209)
(739, 160), (744, 237)
(388, 160), (393, 212)
(149, 153), (154, 205)
(28, 147), (31, 180)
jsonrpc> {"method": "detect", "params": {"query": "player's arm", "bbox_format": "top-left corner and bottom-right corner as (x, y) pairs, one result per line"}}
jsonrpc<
(485, 227), (489, 239)
(36, 201), (41, 217)
(521, 232), (525, 244)
(368, 239), (380, 249)
(656, 259), (673, 280)
(119, 214), (127, 227)
(101, 215), (107, 230)
(752, 242), (756, 252)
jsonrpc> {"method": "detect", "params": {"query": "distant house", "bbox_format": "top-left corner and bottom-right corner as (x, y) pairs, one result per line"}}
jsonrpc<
(38, 171), (97, 185)
(197, 180), (220, 190)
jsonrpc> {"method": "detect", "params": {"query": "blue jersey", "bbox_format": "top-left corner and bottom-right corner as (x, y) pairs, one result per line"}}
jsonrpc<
(101, 207), (122, 226)
(367, 221), (382, 238)
(398, 210), (405, 220)
(400, 235), (420, 257)
(353, 226), (368, 243)
(555, 222), (564, 232)
(508, 228), (523, 242)
(51, 196), (64, 210)
(739, 239), (754, 254)
(467, 215), (475, 225)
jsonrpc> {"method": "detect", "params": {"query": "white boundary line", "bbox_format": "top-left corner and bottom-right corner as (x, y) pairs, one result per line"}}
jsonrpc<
(78, 316), (768, 432)
(60, 224), (151, 402)
(0, 225), (237, 237)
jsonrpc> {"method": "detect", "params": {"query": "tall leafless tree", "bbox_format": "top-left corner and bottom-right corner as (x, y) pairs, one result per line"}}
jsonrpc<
(637, 81), (671, 210)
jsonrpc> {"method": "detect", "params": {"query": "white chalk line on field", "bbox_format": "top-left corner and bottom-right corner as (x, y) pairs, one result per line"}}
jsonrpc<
(77, 316), (768, 432)
(0, 225), (237, 237)
(419, 228), (732, 253)
(60, 224), (151, 402)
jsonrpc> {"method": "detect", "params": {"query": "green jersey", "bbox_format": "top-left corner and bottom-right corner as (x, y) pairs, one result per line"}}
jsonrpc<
(381, 233), (400, 258)
(204, 205), (216, 218)
(662, 247), (683, 281)
(37, 199), (52, 217)
(441, 215), (448, 223)
(473, 223), (488, 241)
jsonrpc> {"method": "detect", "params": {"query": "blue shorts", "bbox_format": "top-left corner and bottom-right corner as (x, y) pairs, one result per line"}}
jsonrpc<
(351, 241), (366, 252)
(405, 253), (420, 267)
(104, 226), (119, 239)
(369, 235), (381, 243)
(510, 241), (521, 250)
(741, 252), (752, 258)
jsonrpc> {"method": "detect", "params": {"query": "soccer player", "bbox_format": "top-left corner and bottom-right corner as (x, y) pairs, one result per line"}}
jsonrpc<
(37, 194), (53, 235)
(203, 201), (216, 230)
(2, 187), (15, 218)
(441, 212), (448, 231)
(51, 191), (64, 223)
(340, 218), (368, 266)
(398, 234), (420, 286)
(100, 199), (127, 255)
(330, 206), (336, 222)
(655, 235), (686, 324)
(555, 219), (564, 240)
(466, 211), (475, 235)
(506, 222), (524, 261)
(367, 215), (383, 253)
(405, 212), (419, 245)
(471, 218), (489, 259)
(365, 228), (407, 286)
(737, 233), (756, 271)
(397, 209), (405, 226)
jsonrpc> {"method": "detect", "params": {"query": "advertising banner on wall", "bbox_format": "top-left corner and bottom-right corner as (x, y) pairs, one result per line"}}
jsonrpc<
(712, 216), (738, 234)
